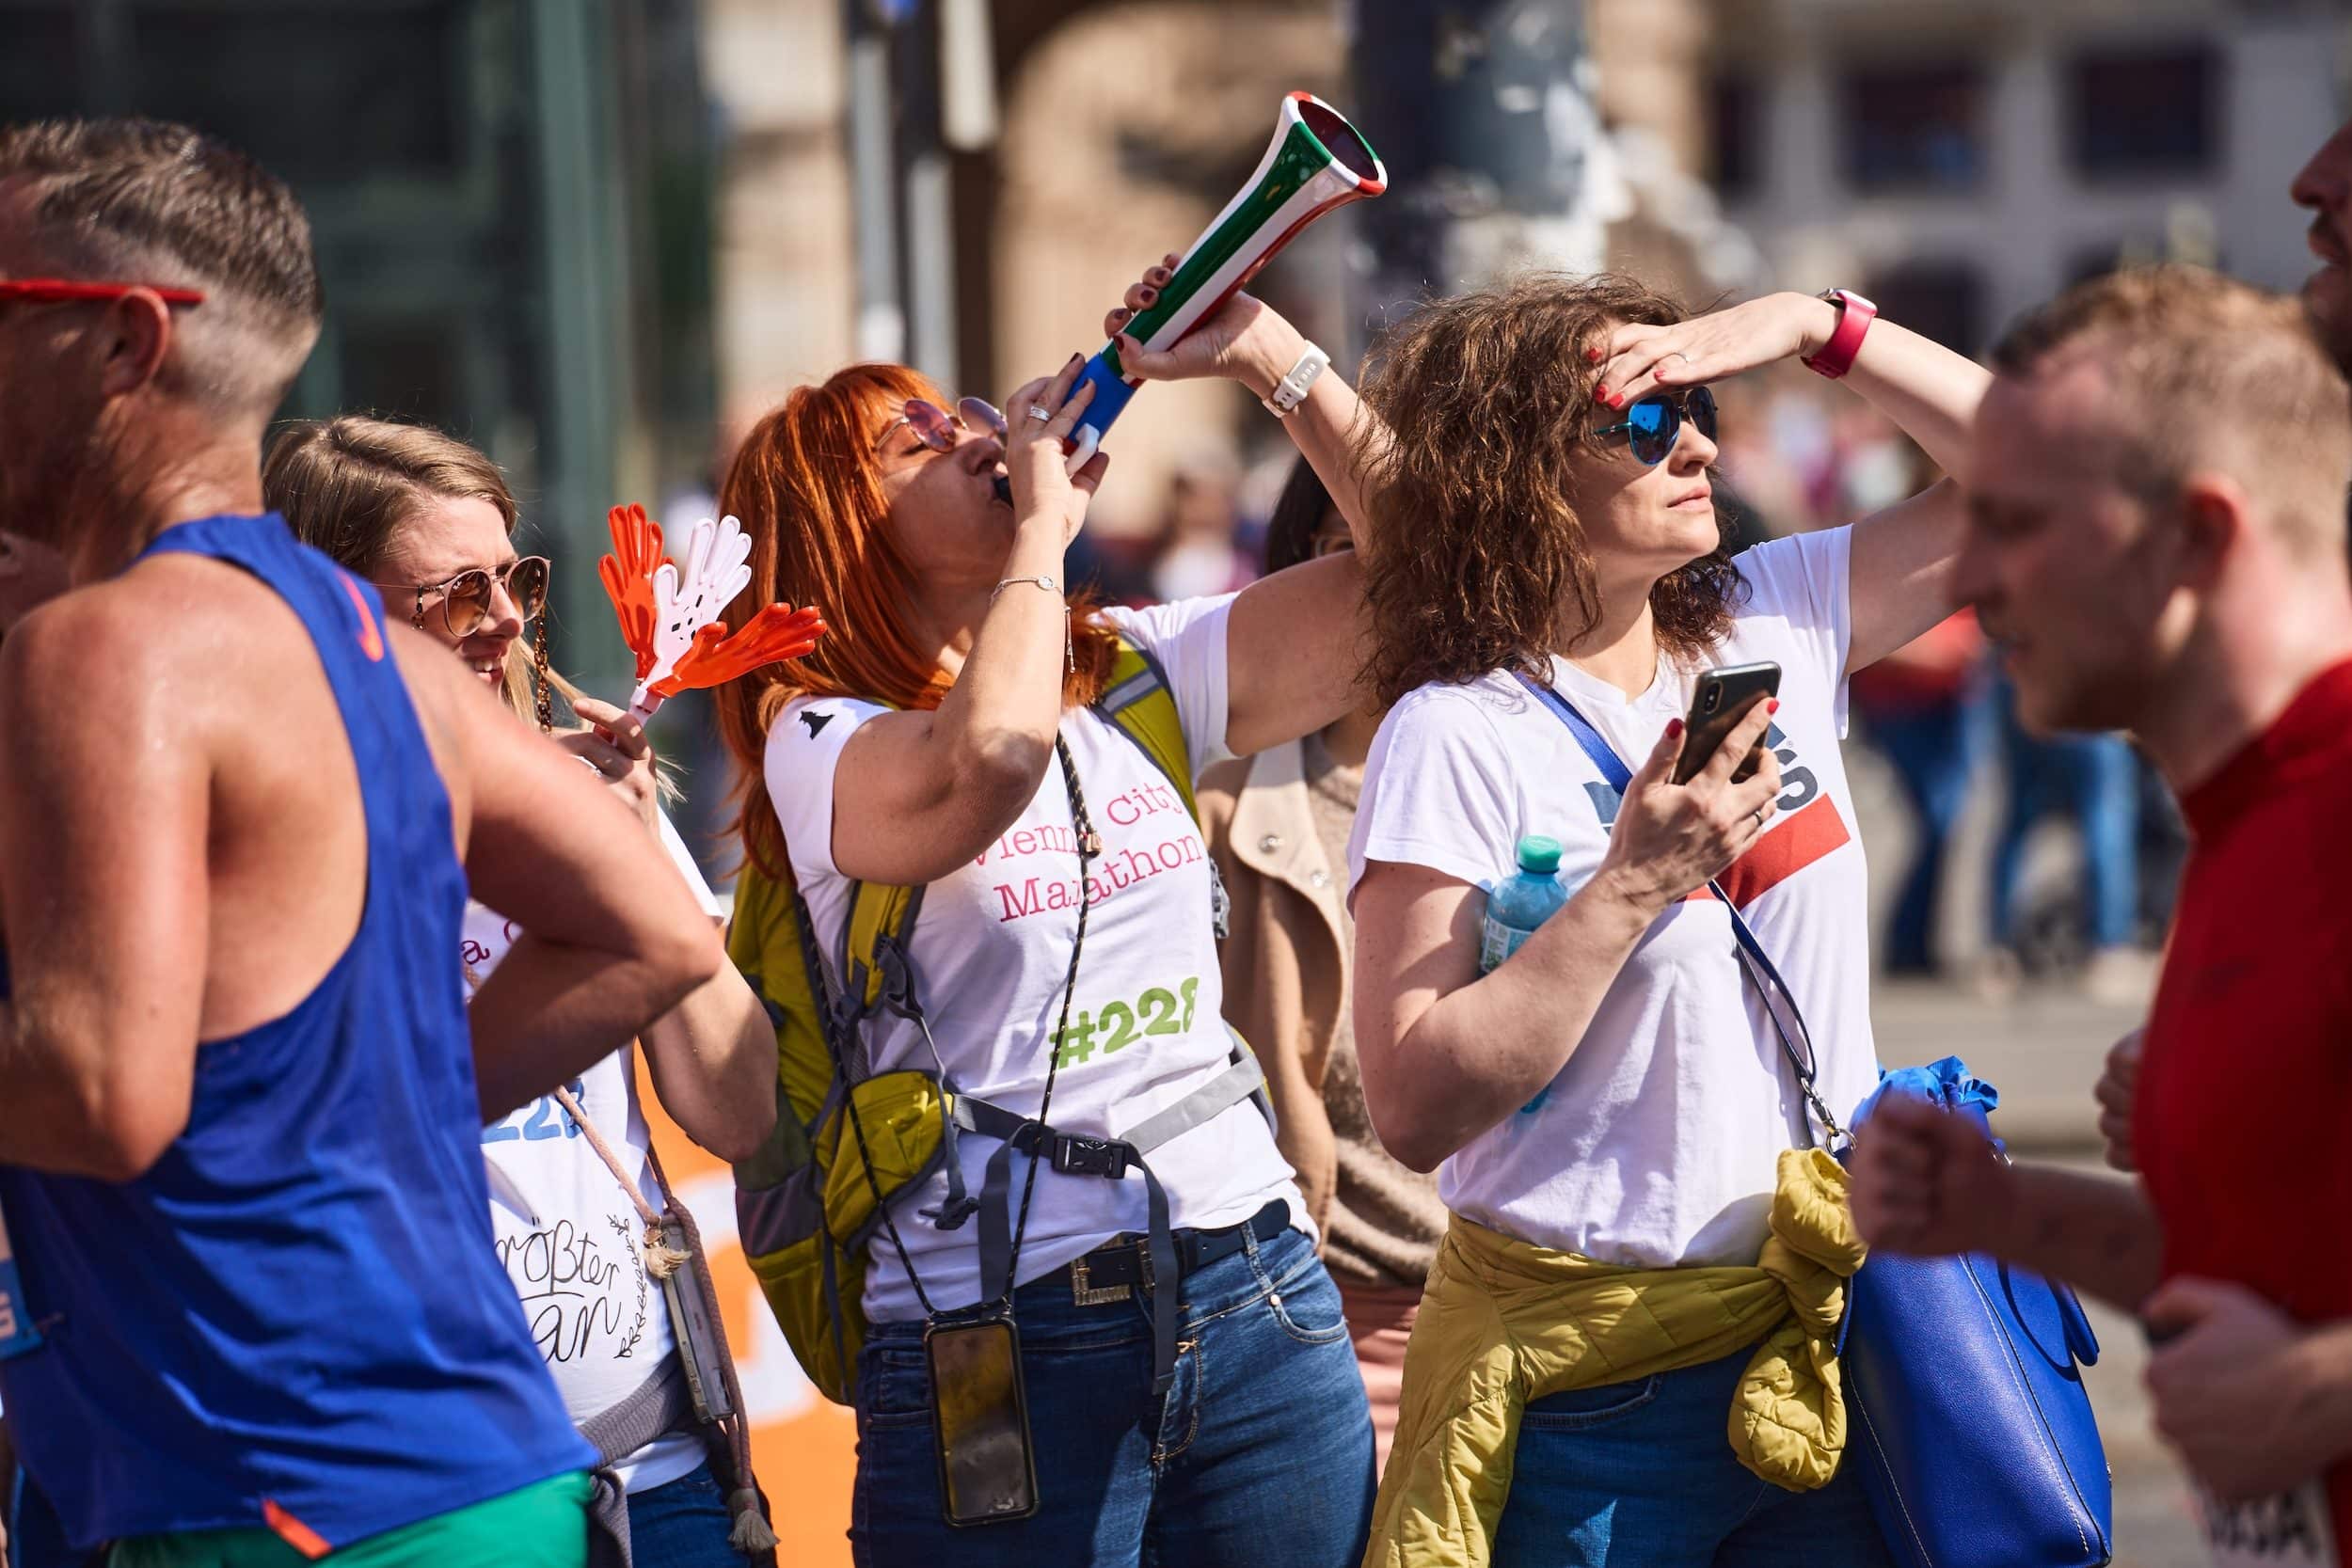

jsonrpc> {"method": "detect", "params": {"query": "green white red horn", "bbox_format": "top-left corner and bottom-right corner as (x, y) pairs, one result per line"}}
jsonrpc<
(1061, 92), (1384, 468)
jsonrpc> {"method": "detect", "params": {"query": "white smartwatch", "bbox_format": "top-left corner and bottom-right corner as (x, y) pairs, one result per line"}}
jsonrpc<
(1263, 342), (1331, 418)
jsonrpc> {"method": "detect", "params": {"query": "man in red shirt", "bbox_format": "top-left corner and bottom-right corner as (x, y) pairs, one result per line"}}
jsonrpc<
(1851, 265), (2352, 1561)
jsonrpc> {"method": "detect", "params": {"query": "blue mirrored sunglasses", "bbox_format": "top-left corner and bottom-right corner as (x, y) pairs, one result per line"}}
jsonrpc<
(1592, 386), (1718, 466)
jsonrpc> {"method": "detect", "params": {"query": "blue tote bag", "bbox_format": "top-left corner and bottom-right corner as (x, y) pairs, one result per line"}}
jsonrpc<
(1517, 674), (2112, 1568)
(1840, 1061), (2113, 1568)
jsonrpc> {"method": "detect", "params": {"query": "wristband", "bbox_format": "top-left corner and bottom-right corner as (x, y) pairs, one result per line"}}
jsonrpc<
(1263, 342), (1330, 418)
(1802, 289), (1877, 380)
(991, 575), (1061, 600)
(993, 576), (1073, 673)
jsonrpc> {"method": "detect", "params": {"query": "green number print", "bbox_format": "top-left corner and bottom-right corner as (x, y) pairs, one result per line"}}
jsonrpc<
(1053, 975), (1202, 1069)
(1138, 989), (1180, 1036)
(1057, 1009), (1101, 1066)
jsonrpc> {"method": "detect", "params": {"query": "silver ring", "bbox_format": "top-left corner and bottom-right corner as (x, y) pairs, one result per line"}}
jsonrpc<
(1751, 804), (1767, 829)
(1025, 403), (1054, 422)
(1664, 351), (1693, 367)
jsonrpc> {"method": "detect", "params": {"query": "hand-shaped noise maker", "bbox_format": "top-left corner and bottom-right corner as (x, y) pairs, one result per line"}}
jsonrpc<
(596, 504), (826, 721)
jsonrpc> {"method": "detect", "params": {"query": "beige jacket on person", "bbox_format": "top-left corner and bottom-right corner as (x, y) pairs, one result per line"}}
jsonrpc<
(1198, 738), (1347, 1233)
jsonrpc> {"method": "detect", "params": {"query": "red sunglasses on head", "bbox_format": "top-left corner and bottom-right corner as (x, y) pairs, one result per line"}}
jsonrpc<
(0, 277), (207, 306)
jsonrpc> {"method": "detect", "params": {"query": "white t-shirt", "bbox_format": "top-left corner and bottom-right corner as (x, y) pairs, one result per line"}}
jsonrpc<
(764, 598), (1306, 1323)
(1347, 528), (1878, 1268)
(469, 809), (723, 1495)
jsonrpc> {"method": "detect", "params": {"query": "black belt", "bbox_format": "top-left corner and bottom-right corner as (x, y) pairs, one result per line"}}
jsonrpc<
(1045, 1199), (1290, 1307)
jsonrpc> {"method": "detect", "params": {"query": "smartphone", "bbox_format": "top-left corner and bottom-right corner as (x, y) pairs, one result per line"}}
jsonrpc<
(1673, 661), (1782, 786)
(660, 1251), (738, 1426)
(926, 1315), (1040, 1526)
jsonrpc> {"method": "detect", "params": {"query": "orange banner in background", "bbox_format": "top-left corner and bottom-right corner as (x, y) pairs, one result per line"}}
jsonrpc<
(637, 1057), (855, 1567)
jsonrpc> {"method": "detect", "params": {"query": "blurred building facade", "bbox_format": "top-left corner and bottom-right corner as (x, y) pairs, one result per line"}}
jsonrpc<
(0, 0), (722, 685)
(1703, 0), (2352, 352)
(700, 0), (1718, 534)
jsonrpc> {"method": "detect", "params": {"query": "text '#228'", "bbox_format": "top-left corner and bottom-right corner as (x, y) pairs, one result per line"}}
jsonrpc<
(1051, 977), (1200, 1069)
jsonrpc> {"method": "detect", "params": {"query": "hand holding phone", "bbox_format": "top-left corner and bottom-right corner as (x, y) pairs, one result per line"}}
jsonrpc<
(1674, 662), (1782, 786)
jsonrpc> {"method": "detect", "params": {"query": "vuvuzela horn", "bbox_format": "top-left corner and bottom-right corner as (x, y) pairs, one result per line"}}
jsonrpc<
(1058, 92), (1385, 469)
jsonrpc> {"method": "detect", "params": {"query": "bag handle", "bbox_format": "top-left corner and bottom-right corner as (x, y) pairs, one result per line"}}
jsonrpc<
(1511, 672), (1846, 1149)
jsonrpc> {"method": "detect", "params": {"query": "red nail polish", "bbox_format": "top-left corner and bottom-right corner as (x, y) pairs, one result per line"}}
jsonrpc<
(1666, 718), (1684, 738)
(1767, 700), (1781, 714)
(1586, 347), (1602, 363)
(1595, 387), (1609, 403)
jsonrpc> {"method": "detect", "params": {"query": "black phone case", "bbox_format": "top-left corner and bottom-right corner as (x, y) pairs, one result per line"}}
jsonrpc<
(1673, 661), (1783, 785)
(927, 1315), (1041, 1527)
(660, 1253), (737, 1426)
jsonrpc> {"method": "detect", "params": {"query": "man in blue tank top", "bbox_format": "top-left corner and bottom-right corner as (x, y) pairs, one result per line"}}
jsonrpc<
(0, 119), (725, 1565)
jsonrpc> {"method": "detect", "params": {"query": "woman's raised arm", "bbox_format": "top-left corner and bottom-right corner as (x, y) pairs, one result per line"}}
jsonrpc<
(1593, 293), (1993, 674)
(1111, 263), (1389, 758)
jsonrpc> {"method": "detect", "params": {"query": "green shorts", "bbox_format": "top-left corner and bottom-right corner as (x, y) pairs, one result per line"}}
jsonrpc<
(107, 1471), (594, 1568)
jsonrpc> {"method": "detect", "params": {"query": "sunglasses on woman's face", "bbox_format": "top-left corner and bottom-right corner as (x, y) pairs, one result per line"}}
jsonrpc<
(877, 396), (1009, 454)
(377, 556), (551, 638)
(1591, 386), (1719, 467)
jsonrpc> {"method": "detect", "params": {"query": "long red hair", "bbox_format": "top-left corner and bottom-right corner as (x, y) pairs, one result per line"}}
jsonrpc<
(713, 361), (1119, 879)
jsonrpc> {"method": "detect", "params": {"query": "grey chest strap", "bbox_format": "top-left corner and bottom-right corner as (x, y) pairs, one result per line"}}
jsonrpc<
(953, 1044), (1270, 1395)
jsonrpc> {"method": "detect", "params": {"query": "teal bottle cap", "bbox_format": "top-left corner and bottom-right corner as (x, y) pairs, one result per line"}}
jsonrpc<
(1516, 835), (1563, 874)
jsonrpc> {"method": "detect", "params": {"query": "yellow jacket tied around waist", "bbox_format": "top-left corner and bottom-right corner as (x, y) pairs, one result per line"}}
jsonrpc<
(1364, 1148), (1867, 1568)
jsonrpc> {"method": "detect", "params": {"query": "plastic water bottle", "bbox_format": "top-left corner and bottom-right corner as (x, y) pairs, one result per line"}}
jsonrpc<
(1479, 835), (1568, 973)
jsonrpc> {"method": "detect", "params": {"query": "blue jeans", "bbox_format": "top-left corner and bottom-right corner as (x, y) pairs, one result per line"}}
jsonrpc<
(1992, 686), (2139, 951)
(1493, 1347), (1894, 1568)
(1863, 694), (1988, 974)
(850, 1224), (1374, 1567)
(628, 1462), (753, 1568)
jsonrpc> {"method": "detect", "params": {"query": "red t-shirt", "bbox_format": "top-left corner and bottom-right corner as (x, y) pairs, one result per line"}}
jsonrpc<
(2137, 657), (2352, 1550)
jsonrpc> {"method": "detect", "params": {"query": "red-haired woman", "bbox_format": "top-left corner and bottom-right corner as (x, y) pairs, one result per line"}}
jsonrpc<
(711, 270), (1380, 1566)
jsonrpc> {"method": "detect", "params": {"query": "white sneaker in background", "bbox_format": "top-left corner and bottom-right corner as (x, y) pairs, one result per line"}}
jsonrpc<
(1971, 946), (2024, 1005)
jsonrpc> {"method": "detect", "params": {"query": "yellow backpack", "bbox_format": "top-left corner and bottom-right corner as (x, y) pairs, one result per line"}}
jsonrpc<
(729, 635), (1272, 1404)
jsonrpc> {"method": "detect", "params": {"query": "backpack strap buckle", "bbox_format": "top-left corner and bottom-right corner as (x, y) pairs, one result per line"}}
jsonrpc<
(1049, 1134), (1133, 1180)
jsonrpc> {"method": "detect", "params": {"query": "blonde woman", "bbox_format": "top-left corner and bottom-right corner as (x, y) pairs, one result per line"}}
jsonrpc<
(265, 417), (779, 1568)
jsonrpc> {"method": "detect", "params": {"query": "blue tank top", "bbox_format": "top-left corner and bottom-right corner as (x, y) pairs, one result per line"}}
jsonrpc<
(0, 515), (592, 1552)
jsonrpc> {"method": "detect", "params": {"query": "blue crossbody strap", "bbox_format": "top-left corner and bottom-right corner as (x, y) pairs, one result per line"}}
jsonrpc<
(1511, 671), (1847, 1148)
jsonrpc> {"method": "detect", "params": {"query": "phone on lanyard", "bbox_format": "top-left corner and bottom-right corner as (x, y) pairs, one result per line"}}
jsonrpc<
(1673, 661), (1782, 786)
(658, 1236), (736, 1425)
(926, 1314), (1040, 1526)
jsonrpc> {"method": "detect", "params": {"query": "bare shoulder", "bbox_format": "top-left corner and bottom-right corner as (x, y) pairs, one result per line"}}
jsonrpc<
(0, 572), (230, 728)
(385, 619), (464, 723)
(383, 620), (475, 834)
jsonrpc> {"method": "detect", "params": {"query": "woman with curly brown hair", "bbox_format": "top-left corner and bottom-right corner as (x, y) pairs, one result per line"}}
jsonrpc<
(1340, 277), (1989, 1568)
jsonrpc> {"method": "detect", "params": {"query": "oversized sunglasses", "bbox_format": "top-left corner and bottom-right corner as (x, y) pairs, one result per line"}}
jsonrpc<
(1592, 386), (1718, 467)
(0, 277), (207, 307)
(375, 556), (551, 638)
(878, 396), (1008, 452)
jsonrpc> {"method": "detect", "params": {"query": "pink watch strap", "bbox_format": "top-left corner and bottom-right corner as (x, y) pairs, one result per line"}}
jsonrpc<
(1803, 289), (1878, 380)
